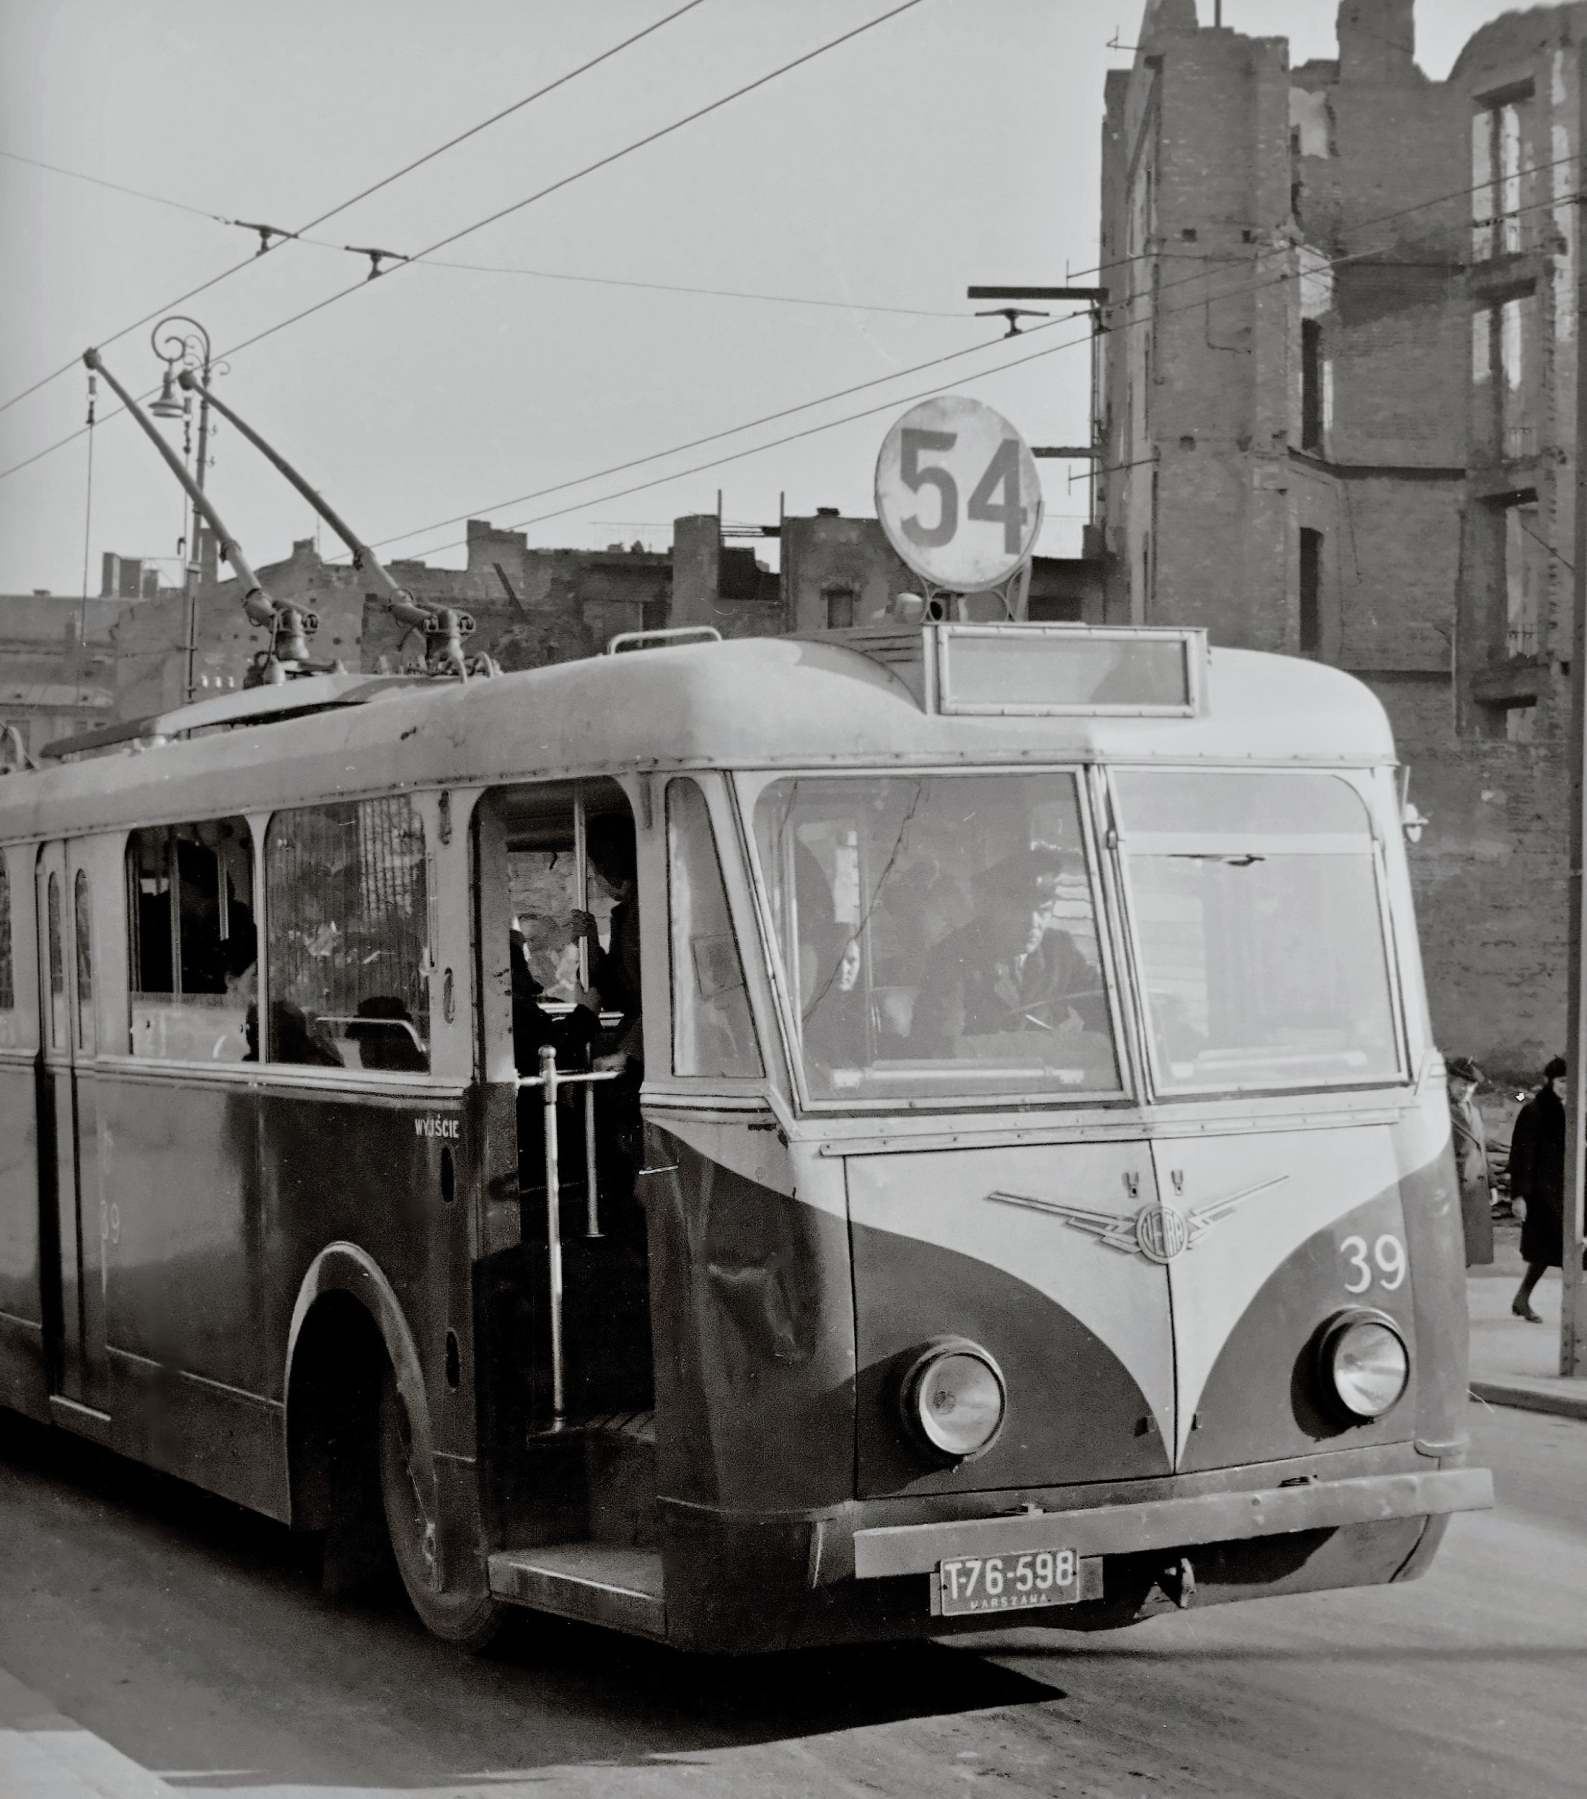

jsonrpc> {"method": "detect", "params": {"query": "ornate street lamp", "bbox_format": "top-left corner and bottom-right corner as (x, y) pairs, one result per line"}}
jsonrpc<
(150, 317), (222, 702)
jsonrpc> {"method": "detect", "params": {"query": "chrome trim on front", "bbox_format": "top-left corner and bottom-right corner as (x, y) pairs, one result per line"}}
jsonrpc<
(851, 1468), (1494, 1579)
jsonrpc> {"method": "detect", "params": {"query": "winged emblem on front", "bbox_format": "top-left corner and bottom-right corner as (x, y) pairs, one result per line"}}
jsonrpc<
(987, 1174), (1289, 1264)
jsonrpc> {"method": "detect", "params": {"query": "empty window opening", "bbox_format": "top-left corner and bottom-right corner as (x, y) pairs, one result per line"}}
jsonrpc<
(1289, 88), (1332, 158)
(1504, 502), (1541, 657)
(1472, 92), (1531, 261)
(1299, 528), (1323, 655)
(1301, 320), (1324, 452)
(823, 585), (858, 630)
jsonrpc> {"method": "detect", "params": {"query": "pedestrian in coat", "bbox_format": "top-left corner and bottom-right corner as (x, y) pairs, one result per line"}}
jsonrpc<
(1446, 1056), (1493, 1267)
(1510, 1055), (1568, 1322)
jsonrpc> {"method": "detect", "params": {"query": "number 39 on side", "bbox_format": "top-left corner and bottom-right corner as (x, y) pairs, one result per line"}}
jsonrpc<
(1339, 1233), (1405, 1294)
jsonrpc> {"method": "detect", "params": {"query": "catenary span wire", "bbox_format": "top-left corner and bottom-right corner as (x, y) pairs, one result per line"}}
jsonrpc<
(0, 0), (939, 484)
(3, 170), (1564, 497)
(0, 127), (1569, 495)
(214, 0), (935, 363)
(350, 183), (1568, 560)
(0, 1), (709, 419)
(384, 254), (965, 318)
(0, 147), (232, 222)
(4, 145), (964, 321)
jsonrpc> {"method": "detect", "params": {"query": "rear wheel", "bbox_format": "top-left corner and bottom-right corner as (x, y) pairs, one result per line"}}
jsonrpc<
(378, 1368), (504, 1652)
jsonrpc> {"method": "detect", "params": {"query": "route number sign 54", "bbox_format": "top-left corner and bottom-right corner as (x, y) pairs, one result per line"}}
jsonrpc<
(875, 395), (1044, 593)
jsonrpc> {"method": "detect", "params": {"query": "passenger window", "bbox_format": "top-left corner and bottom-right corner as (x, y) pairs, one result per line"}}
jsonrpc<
(0, 858), (12, 1011)
(666, 778), (761, 1079)
(73, 869), (94, 1052)
(46, 871), (66, 1050)
(127, 820), (257, 1062)
(265, 797), (430, 1072)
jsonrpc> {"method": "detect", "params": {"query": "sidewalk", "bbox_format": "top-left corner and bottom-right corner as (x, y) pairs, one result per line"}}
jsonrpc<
(1466, 1218), (1587, 1421)
(0, 1669), (172, 1799)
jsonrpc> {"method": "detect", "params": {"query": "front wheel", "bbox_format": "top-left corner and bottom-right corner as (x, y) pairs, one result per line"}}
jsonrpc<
(378, 1369), (504, 1652)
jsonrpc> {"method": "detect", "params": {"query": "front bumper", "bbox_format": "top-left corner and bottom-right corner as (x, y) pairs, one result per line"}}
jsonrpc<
(852, 1466), (1493, 1579)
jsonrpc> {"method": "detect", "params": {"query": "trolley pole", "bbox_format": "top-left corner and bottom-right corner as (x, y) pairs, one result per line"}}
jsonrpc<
(1563, 62), (1587, 1379)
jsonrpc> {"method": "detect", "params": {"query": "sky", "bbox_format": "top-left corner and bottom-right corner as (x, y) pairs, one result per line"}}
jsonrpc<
(0, 0), (1535, 596)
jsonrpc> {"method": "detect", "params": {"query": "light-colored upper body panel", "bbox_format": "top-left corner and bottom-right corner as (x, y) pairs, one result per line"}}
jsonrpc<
(0, 638), (1396, 845)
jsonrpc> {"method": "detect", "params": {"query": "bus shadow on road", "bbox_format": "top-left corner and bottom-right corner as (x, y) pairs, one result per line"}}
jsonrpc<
(0, 1416), (1057, 1783)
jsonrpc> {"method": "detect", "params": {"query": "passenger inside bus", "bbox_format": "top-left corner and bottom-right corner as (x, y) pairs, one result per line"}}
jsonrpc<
(572, 816), (643, 1073)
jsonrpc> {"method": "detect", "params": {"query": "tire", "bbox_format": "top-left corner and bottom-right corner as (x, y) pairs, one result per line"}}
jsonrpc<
(378, 1368), (504, 1652)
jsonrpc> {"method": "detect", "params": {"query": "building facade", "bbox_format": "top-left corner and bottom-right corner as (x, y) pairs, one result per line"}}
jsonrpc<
(1099, 0), (1584, 1076)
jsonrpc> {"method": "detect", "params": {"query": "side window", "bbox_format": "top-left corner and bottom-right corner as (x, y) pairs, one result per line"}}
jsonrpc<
(73, 869), (94, 1052)
(665, 778), (761, 1079)
(127, 820), (257, 1062)
(265, 797), (430, 1073)
(46, 870), (65, 1050)
(0, 856), (13, 1012)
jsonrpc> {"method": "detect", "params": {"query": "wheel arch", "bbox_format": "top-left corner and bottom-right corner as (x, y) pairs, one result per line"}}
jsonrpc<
(283, 1241), (438, 1531)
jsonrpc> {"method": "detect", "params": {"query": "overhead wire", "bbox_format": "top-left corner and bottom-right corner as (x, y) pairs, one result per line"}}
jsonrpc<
(0, 0), (711, 419)
(3, 50), (1571, 532)
(359, 307), (1091, 555)
(0, 0), (935, 478)
(350, 183), (1572, 562)
(214, 0), (934, 365)
(4, 173), (1564, 498)
(2, 143), (965, 321)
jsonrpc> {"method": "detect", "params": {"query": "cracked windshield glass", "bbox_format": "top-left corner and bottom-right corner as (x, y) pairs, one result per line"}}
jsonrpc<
(750, 772), (1120, 1101)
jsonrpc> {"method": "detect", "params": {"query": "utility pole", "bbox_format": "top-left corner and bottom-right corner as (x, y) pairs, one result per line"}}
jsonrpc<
(1563, 58), (1587, 1378)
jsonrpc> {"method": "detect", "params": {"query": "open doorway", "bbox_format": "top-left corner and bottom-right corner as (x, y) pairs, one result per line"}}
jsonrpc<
(478, 777), (652, 1427)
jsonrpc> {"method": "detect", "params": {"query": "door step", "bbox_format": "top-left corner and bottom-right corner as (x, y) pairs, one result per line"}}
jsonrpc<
(48, 1394), (112, 1446)
(488, 1543), (665, 1639)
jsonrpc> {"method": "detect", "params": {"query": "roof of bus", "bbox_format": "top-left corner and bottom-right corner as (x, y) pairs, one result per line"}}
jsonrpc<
(0, 635), (1396, 841)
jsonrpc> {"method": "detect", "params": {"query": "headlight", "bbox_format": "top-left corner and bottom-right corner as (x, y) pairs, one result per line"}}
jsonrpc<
(901, 1341), (1006, 1461)
(1319, 1311), (1410, 1420)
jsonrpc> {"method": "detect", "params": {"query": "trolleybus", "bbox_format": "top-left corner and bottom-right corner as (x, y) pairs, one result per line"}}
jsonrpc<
(0, 617), (1492, 1652)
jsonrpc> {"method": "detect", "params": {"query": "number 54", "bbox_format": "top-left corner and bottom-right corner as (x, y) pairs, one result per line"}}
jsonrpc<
(899, 428), (1026, 554)
(1340, 1234), (1405, 1293)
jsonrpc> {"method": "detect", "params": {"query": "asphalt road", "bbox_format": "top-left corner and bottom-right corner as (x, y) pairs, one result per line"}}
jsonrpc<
(0, 1400), (1582, 1799)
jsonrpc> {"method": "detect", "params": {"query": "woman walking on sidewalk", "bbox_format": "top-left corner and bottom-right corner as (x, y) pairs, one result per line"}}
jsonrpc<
(1510, 1055), (1568, 1322)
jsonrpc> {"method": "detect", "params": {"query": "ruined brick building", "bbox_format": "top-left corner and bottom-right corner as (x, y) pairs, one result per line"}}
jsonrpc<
(1100, 0), (1585, 1076)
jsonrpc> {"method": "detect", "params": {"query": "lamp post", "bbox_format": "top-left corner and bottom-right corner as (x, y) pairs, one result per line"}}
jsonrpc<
(150, 316), (217, 704)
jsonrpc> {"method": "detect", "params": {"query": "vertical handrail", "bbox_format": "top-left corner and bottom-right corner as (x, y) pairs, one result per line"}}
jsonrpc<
(584, 1082), (601, 1238)
(518, 1053), (619, 1429)
(538, 1045), (564, 1423)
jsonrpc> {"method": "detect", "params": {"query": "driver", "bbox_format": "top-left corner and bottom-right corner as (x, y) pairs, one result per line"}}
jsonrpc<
(909, 848), (1096, 1056)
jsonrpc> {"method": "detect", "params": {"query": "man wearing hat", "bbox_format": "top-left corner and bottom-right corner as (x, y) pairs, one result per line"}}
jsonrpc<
(910, 847), (1100, 1056)
(1446, 1055), (1493, 1267)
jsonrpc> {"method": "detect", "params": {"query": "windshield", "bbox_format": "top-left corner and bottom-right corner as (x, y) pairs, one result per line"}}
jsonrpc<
(1114, 771), (1401, 1093)
(750, 772), (1120, 1102)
